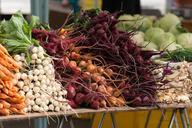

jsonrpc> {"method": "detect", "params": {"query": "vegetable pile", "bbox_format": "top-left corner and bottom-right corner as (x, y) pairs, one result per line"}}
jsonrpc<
(13, 46), (70, 112)
(32, 29), (126, 109)
(0, 44), (25, 115)
(59, 10), (159, 106)
(117, 13), (191, 52)
(0, 12), (71, 113)
(155, 61), (192, 103)
(0, 9), (192, 115)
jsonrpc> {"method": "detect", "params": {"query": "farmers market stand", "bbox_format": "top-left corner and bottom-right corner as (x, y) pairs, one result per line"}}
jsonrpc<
(0, 104), (191, 128)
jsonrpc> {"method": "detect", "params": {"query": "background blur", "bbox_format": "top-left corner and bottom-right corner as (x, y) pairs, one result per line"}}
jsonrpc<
(0, 0), (192, 29)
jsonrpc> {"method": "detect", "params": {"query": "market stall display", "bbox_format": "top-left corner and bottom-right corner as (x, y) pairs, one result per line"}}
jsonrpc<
(0, 13), (71, 113)
(156, 61), (192, 103)
(0, 10), (191, 128)
(116, 13), (190, 52)
(32, 10), (161, 109)
(0, 44), (25, 115)
(32, 24), (126, 109)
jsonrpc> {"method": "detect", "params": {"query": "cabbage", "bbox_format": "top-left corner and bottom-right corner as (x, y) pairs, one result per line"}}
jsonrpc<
(142, 42), (158, 51)
(157, 13), (181, 32)
(116, 22), (130, 32)
(137, 17), (153, 32)
(118, 15), (133, 21)
(163, 32), (175, 41)
(154, 20), (160, 27)
(169, 25), (182, 36)
(117, 15), (153, 32)
(160, 42), (182, 51)
(116, 15), (134, 31)
(156, 32), (176, 45)
(144, 27), (165, 44)
(132, 15), (153, 32)
(131, 31), (145, 46)
(177, 33), (192, 48)
(169, 24), (188, 36)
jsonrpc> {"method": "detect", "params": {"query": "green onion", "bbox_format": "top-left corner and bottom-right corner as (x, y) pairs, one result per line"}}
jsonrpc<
(162, 48), (192, 62)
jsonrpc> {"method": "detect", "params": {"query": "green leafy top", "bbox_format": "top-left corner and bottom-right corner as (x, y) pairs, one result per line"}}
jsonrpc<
(161, 48), (192, 62)
(0, 12), (43, 62)
(65, 9), (101, 29)
(0, 12), (40, 52)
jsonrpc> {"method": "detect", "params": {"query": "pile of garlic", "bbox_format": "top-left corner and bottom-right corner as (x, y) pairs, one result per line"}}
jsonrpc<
(156, 61), (192, 104)
(13, 46), (71, 112)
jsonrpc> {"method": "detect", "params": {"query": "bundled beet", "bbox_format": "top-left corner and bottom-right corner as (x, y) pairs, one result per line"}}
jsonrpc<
(32, 29), (85, 58)
(33, 10), (160, 108)
(69, 10), (159, 106)
(32, 28), (126, 109)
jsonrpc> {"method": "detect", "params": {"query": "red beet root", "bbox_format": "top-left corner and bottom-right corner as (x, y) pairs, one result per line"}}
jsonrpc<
(75, 93), (85, 105)
(66, 85), (76, 99)
(90, 100), (100, 109)
(69, 99), (78, 108)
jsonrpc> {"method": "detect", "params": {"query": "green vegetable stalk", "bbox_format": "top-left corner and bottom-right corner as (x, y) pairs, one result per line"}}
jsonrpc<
(162, 48), (192, 62)
(0, 12), (41, 62)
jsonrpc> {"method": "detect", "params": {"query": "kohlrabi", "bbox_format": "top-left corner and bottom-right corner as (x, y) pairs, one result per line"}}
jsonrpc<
(158, 32), (176, 45)
(157, 13), (181, 32)
(177, 33), (192, 48)
(131, 31), (145, 46)
(133, 15), (153, 32)
(160, 42), (182, 51)
(145, 27), (165, 44)
(142, 41), (158, 51)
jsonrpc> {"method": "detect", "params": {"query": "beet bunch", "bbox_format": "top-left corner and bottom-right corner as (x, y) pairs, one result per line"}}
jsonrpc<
(73, 10), (159, 106)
